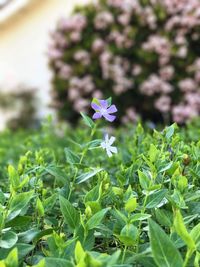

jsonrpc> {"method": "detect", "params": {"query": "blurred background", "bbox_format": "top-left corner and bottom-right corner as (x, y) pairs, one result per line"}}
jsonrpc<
(0, 0), (200, 130)
(0, 0), (91, 130)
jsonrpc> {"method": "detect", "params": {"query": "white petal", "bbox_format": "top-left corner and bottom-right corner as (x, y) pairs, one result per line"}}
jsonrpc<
(105, 134), (109, 143)
(110, 146), (118, 154)
(106, 148), (113, 157)
(109, 136), (116, 145)
(101, 141), (106, 149)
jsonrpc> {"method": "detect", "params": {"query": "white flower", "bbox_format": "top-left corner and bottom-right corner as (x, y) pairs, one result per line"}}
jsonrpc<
(101, 134), (118, 157)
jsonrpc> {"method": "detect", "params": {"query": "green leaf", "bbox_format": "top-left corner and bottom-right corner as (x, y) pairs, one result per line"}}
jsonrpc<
(148, 144), (159, 163)
(146, 189), (167, 209)
(138, 170), (150, 190)
(75, 241), (85, 263)
(36, 197), (45, 217)
(86, 208), (110, 230)
(59, 195), (80, 230)
(8, 165), (20, 190)
(86, 139), (102, 149)
(7, 191), (34, 221)
(130, 213), (151, 223)
(76, 168), (103, 184)
(173, 209), (196, 252)
(118, 224), (138, 246)
(64, 148), (80, 164)
(0, 231), (18, 249)
(106, 97), (112, 106)
(5, 247), (18, 267)
(155, 209), (172, 227)
(148, 218), (183, 267)
(158, 162), (173, 173)
(32, 259), (46, 267)
(125, 198), (137, 213)
(45, 258), (74, 267)
(80, 112), (95, 128)
(45, 166), (66, 185)
(165, 124), (176, 140)
(190, 223), (200, 250)
(15, 243), (34, 259)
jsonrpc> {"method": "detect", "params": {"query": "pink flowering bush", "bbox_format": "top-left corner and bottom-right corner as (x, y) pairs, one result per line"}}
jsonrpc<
(49, 0), (200, 124)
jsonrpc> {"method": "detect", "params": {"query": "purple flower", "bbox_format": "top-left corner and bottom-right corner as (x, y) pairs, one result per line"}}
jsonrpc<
(91, 99), (117, 122)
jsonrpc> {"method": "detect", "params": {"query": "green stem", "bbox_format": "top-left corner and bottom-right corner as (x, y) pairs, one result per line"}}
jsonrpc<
(183, 249), (193, 267)
(122, 246), (127, 264)
(136, 191), (149, 253)
(67, 124), (97, 201)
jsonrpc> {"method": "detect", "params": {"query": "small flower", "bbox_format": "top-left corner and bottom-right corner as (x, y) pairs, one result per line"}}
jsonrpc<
(91, 99), (117, 122)
(101, 134), (117, 157)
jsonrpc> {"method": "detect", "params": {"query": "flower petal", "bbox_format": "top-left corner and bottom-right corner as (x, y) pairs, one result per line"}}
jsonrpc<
(103, 113), (116, 122)
(99, 100), (108, 109)
(101, 141), (106, 149)
(106, 148), (113, 157)
(104, 133), (109, 143)
(92, 112), (102, 120)
(109, 146), (118, 154)
(91, 102), (100, 111)
(107, 105), (117, 114)
(109, 136), (116, 145)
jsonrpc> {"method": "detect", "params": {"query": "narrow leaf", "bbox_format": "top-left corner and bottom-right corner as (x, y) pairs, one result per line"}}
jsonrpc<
(76, 168), (103, 184)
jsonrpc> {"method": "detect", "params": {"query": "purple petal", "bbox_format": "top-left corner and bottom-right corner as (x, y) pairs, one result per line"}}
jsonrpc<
(107, 105), (117, 114)
(91, 102), (100, 111)
(103, 113), (116, 122)
(99, 100), (108, 109)
(92, 112), (102, 120)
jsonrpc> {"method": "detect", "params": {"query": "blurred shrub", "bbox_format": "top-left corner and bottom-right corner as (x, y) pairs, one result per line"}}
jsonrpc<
(49, 0), (200, 124)
(0, 87), (38, 130)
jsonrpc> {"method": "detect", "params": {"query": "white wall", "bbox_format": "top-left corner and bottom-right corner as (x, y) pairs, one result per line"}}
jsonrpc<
(0, 0), (92, 130)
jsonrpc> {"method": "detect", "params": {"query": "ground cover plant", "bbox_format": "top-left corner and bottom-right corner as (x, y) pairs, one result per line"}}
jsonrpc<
(0, 99), (200, 266)
(49, 0), (200, 124)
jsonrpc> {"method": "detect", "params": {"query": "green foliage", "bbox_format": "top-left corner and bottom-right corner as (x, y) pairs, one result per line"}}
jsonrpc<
(0, 119), (199, 266)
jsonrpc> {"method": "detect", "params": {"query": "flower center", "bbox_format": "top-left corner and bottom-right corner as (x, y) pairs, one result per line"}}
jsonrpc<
(101, 108), (107, 115)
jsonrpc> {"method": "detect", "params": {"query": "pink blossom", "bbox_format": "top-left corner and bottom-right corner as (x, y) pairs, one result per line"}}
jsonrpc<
(176, 46), (188, 58)
(172, 104), (198, 123)
(58, 64), (72, 80)
(70, 32), (81, 42)
(132, 65), (142, 76)
(140, 74), (173, 96)
(118, 13), (131, 25)
(122, 107), (139, 123)
(92, 90), (103, 99)
(92, 39), (105, 53)
(159, 66), (174, 81)
(178, 78), (197, 92)
(155, 95), (171, 113)
(68, 88), (79, 101)
(142, 35), (171, 57)
(195, 71), (200, 83)
(48, 48), (62, 60)
(74, 50), (90, 65)
(94, 11), (114, 29)
(58, 14), (87, 32)
(73, 98), (89, 112)
(185, 92), (200, 109)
